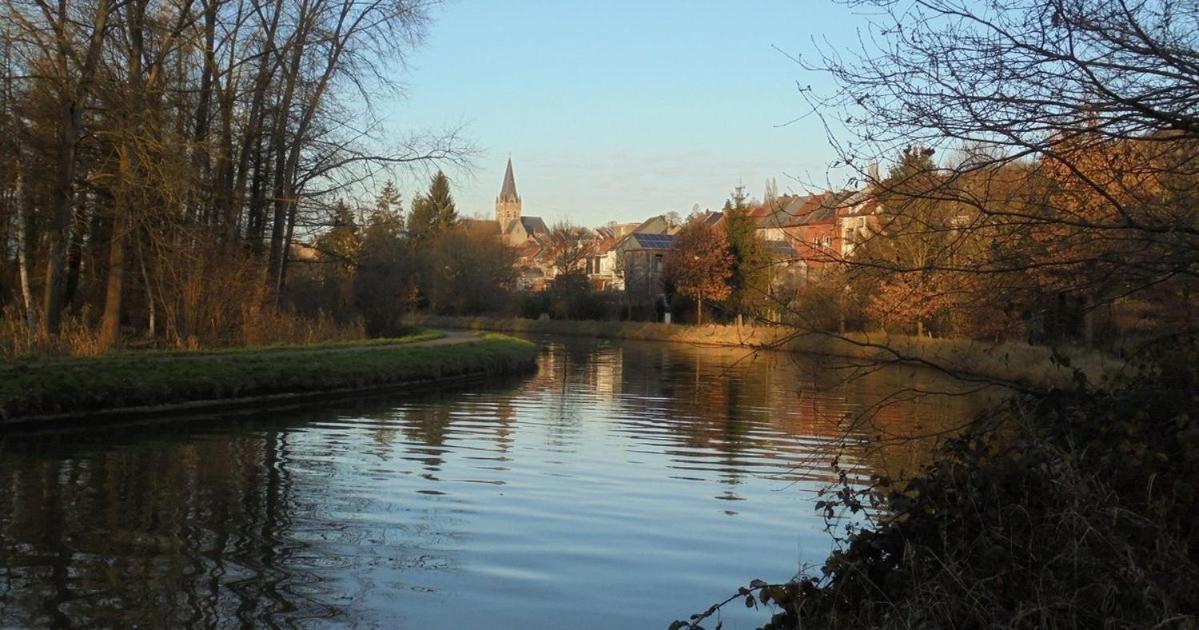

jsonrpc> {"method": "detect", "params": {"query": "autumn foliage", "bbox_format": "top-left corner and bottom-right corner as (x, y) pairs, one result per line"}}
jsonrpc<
(663, 216), (733, 325)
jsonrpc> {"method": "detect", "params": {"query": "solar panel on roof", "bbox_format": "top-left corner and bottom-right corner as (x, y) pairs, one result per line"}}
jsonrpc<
(634, 234), (675, 249)
(632, 233), (669, 247)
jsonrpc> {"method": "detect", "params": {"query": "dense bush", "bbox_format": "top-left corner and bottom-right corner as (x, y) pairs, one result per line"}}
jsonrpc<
(517, 274), (618, 321)
(676, 340), (1199, 629)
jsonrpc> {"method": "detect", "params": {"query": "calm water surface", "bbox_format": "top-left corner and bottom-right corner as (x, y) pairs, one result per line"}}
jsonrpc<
(0, 336), (986, 628)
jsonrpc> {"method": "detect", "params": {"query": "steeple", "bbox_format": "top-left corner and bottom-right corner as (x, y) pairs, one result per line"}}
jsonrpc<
(495, 156), (522, 227)
(499, 157), (519, 202)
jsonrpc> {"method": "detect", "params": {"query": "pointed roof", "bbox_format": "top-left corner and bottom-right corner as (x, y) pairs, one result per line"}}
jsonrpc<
(499, 157), (519, 201)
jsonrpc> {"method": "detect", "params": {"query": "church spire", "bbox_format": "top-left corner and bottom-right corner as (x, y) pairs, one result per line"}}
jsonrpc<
(499, 157), (519, 202)
(495, 156), (523, 227)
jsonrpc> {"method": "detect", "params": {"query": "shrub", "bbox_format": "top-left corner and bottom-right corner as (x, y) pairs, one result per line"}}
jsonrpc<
(676, 339), (1199, 629)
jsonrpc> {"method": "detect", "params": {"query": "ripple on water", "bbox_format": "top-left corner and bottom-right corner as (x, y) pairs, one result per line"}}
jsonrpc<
(0, 336), (987, 629)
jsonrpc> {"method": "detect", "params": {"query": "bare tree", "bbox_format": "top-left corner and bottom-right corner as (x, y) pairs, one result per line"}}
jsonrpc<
(546, 221), (595, 275)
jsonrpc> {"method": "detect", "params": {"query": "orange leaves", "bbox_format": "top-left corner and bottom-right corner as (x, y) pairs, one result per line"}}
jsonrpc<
(663, 216), (734, 304)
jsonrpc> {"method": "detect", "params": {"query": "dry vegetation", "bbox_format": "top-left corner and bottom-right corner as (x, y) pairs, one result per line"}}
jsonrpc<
(406, 315), (1121, 390)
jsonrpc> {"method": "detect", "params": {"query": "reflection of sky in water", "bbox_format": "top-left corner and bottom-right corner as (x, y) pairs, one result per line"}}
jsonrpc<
(0, 336), (987, 629)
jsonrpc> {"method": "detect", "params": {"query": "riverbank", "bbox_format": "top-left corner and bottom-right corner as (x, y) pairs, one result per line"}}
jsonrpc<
(404, 315), (1121, 390)
(675, 341), (1199, 629)
(0, 332), (538, 429)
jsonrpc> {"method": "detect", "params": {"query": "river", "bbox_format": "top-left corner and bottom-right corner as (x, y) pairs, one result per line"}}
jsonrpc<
(0, 335), (988, 628)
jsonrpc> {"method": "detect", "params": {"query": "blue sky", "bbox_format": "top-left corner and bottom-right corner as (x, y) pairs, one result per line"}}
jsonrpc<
(380, 1), (870, 226)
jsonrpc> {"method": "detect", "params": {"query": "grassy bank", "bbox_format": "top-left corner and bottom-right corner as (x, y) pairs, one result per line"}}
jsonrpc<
(405, 315), (1121, 390)
(0, 333), (538, 426)
(2, 328), (445, 366)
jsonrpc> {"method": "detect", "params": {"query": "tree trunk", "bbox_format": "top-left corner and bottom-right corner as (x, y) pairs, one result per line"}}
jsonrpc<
(101, 0), (147, 349)
(40, 0), (111, 335)
(99, 148), (131, 348)
(697, 298), (703, 326)
(15, 169), (37, 333)
(137, 237), (155, 338)
(1082, 295), (1094, 347)
(233, 0), (283, 248)
(265, 4), (309, 294)
(192, 0), (215, 225)
(42, 108), (81, 335)
(64, 200), (84, 308)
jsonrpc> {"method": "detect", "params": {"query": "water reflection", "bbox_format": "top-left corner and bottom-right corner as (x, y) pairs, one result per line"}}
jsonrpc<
(0, 336), (987, 628)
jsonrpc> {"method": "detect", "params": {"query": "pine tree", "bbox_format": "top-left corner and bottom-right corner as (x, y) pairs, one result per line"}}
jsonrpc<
(723, 185), (770, 322)
(408, 170), (457, 240)
(375, 180), (403, 223)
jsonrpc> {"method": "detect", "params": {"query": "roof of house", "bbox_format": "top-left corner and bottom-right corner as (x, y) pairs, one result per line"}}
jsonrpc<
(593, 226), (617, 240)
(613, 222), (641, 238)
(504, 215), (549, 237)
(514, 237), (544, 262)
(630, 232), (676, 249)
(591, 233), (621, 255)
(756, 193), (845, 229)
(521, 216), (548, 234)
(702, 211), (724, 226)
(836, 189), (881, 216)
(630, 215), (672, 235)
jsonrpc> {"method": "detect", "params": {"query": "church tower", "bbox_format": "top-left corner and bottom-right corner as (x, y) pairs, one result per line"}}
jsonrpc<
(495, 157), (522, 228)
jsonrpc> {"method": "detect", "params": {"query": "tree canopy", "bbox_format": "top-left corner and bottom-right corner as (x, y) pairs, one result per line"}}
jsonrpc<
(664, 216), (733, 325)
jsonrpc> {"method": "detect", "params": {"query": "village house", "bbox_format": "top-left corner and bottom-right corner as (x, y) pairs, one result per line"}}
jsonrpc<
(615, 232), (675, 315)
(583, 227), (623, 290)
(750, 190), (883, 275)
(490, 158), (550, 247)
(475, 157), (882, 304)
(834, 189), (881, 258)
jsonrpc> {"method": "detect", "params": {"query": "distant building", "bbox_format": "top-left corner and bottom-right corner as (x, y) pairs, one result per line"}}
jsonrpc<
(614, 231), (676, 309)
(494, 158), (550, 246)
(834, 190), (881, 258)
(506, 216), (550, 245)
(584, 227), (623, 290)
(496, 157), (522, 228)
(751, 190), (882, 273)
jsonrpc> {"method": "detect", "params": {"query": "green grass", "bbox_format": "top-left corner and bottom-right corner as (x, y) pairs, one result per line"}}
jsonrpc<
(0, 333), (537, 422)
(0, 328), (445, 368)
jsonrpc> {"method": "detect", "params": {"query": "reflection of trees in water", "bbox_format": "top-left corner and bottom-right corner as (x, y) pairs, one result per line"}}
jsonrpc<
(395, 389), (522, 471)
(0, 427), (322, 627)
(0, 400), (488, 628)
(400, 399), (455, 473)
(604, 340), (987, 489)
(0, 339), (988, 627)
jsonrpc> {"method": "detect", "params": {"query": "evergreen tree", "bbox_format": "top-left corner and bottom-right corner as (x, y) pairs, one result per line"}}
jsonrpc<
(315, 201), (362, 315)
(723, 185), (770, 321)
(374, 180), (404, 226)
(408, 170), (457, 240)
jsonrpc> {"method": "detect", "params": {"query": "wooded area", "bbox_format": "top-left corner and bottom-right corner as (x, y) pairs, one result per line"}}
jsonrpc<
(0, 0), (462, 353)
(799, 0), (1199, 347)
